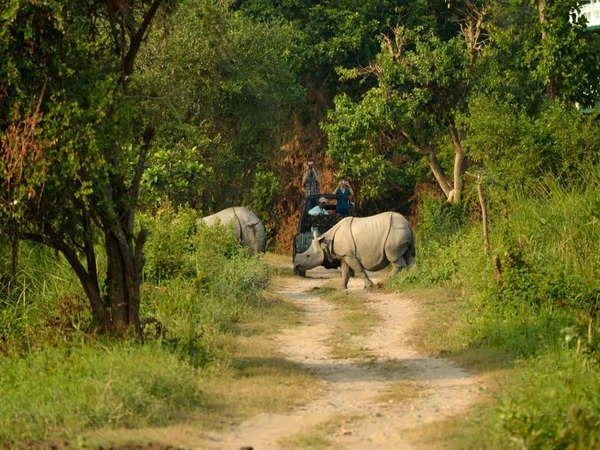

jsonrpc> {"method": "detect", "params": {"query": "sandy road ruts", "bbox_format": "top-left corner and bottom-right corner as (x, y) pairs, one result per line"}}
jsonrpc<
(200, 267), (480, 450)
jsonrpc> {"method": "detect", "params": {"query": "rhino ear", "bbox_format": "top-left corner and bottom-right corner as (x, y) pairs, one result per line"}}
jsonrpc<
(312, 230), (319, 240)
(318, 237), (331, 250)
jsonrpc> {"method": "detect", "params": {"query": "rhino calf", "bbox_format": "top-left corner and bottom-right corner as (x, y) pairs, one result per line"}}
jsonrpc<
(293, 212), (415, 288)
(198, 207), (266, 254)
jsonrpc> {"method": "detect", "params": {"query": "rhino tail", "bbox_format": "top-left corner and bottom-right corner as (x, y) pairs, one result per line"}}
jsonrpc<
(405, 239), (416, 267)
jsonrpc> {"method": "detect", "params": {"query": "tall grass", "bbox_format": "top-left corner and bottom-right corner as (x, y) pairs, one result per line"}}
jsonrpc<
(0, 203), (270, 444)
(391, 172), (600, 447)
(0, 342), (201, 443)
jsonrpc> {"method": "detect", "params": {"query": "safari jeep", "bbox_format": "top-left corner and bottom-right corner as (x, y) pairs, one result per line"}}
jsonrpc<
(292, 193), (354, 276)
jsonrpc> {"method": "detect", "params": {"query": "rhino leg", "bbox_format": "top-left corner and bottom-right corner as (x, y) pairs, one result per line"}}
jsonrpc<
(246, 223), (259, 254)
(389, 257), (407, 278)
(345, 256), (373, 288)
(386, 240), (415, 279)
(341, 260), (352, 289)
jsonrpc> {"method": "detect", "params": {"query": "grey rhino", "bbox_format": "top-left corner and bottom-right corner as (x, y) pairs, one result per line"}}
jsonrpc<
(293, 212), (415, 288)
(198, 207), (265, 254)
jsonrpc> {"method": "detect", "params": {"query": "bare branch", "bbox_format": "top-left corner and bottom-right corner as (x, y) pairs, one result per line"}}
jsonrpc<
(459, 1), (490, 65)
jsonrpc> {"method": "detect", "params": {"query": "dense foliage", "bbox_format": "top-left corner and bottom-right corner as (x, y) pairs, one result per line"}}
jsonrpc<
(1, 0), (175, 333)
(2, 0), (600, 446)
(137, 0), (303, 210)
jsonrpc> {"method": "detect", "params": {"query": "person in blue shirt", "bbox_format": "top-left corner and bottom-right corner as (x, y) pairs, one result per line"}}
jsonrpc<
(308, 197), (329, 216)
(335, 179), (353, 216)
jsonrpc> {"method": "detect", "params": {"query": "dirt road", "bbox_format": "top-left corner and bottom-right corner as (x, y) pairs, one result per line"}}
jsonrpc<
(201, 266), (481, 449)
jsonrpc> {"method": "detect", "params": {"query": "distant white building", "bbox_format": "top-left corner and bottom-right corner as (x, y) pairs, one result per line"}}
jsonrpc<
(581, 0), (600, 30)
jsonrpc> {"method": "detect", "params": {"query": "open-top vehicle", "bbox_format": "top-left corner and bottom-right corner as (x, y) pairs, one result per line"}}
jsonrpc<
(292, 193), (354, 276)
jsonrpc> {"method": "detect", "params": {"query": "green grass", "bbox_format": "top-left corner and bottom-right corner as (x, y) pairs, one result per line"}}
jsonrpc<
(0, 208), (280, 446)
(389, 179), (600, 448)
(81, 273), (321, 448)
(0, 341), (202, 444)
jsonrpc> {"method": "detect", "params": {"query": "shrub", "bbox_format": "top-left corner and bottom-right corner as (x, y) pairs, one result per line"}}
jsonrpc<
(391, 196), (481, 289)
(140, 207), (270, 366)
(249, 167), (281, 248)
(141, 202), (199, 283)
(418, 194), (468, 243)
(392, 167), (600, 448)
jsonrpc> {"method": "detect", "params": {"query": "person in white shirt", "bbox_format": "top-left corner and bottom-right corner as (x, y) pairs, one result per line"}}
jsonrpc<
(308, 197), (329, 234)
(308, 197), (329, 216)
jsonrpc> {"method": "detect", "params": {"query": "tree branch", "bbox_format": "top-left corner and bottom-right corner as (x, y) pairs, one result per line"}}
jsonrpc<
(127, 124), (154, 236)
(22, 231), (108, 325)
(400, 130), (453, 197)
(121, 0), (162, 80)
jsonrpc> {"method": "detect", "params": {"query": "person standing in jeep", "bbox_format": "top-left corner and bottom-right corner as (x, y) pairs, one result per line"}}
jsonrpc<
(302, 161), (321, 208)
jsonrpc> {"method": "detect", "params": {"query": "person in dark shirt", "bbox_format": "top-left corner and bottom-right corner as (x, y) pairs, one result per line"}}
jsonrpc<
(302, 161), (321, 199)
(335, 179), (353, 216)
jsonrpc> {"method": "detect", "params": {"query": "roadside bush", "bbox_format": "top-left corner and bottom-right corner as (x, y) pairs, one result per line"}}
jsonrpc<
(490, 179), (600, 313)
(193, 220), (249, 278)
(391, 195), (482, 288)
(417, 194), (468, 243)
(396, 176), (600, 314)
(141, 202), (199, 283)
(141, 207), (270, 366)
(249, 167), (281, 249)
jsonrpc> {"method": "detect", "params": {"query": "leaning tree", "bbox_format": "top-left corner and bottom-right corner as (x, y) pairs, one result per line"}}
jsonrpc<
(0, 0), (175, 334)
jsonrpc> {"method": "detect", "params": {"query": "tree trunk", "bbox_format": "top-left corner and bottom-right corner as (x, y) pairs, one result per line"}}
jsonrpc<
(538, 0), (547, 39)
(63, 245), (110, 329)
(105, 232), (129, 333)
(32, 218), (147, 336)
(401, 129), (462, 203)
(476, 175), (490, 255)
(80, 273), (108, 328)
(22, 230), (110, 329)
(423, 149), (453, 199)
(104, 229), (145, 336)
(449, 122), (465, 204)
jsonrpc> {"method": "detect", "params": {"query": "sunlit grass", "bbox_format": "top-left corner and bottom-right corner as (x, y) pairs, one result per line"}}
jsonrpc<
(388, 175), (600, 448)
(323, 290), (380, 359)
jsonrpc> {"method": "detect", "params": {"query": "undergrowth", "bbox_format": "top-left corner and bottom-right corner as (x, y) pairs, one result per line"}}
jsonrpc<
(391, 177), (600, 448)
(0, 203), (270, 445)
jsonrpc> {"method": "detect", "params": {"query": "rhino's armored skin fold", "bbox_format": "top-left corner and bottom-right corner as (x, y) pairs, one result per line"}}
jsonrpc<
(198, 207), (266, 254)
(293, 212), (415, 288)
